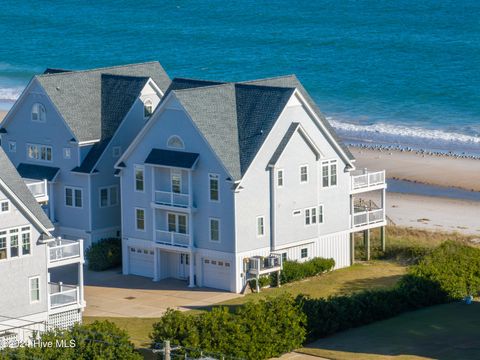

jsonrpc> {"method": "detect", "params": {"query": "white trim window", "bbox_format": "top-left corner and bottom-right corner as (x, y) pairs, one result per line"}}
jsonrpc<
(134, 165), (145, 192)
(112, 146), (121, 158)
(135, 208), (145, 231)
(322, 160), (338, 188)
(8, 141), (16, 153)
(167, 213), (187, 234)
(256, 216), (265, 237)
(305, 207), (317, 225)
(277, 169), (284, 187)
(144, 98), (153, 118)
(29, 276), (40, 303)
(318, 205), (324, 224)
(27, 143), (52, 162)
(0, 231), (6, 260)
(63, 147), (71, 159)
(167, 135), (185, 149)
(301, 248), (308, 259)
(65, 186), (83, 208)
(9, 229), (19, 258)
(21, 227), (31, 256)
(209, 218), (220, 242)
(171, 171), (181, 194)
(99, 186), (118, 208)
(31, 103), (46, 122)
(0, 200), (9, 213)
(209, 174), (220, 202)
(300, 165), (308, 183)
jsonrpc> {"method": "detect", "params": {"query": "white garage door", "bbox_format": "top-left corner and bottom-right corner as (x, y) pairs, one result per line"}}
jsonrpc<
(203, 258), (231, 291)
(129, 247), (154, 278)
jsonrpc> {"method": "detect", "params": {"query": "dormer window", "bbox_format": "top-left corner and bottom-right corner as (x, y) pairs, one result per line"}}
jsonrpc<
(144, 99), (153, 118)
(32, 103), (46, 122)
(167, 135), (184, 149)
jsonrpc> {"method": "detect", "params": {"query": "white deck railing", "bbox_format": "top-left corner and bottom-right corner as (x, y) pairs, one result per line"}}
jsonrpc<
(249, 254), (282, 275)
(47, 239), (81, 263)
(351, 170), (385, 191)
(352, 209), (385, 228)
(49, 283), (79, 309)
(154, 191), (190, 208)
(155, 230), (191, 247)
(26, 180), (48, 200)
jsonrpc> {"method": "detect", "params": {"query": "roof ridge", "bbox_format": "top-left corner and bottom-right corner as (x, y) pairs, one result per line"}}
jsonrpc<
(240, 74), (297, 83)
(172, 82), (235, 94)
(37, 61), (161, 78)
(172, 76), (227, 83)
(234, 82), (297, 92)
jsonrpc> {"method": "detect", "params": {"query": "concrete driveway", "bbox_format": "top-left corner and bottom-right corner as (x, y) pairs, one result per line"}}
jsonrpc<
(82, 267), (241, 318)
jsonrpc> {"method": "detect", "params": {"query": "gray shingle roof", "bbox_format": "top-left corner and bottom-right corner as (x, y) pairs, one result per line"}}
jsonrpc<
(0, 148), (54, 232)
(173, 83), (294, 181)
(17, 163), (60, 182)
(241, 75), (355, 161)
(71, 74), (150, 173)
(36, 61), (171, 143)
(145, 149), (199, 169)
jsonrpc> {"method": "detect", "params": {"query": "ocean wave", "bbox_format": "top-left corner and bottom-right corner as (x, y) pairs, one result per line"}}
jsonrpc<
(329, 118), (480, 146)
(0, 87), (23, 102)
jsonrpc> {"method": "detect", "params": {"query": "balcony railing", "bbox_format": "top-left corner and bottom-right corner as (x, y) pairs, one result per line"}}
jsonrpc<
(49, 283), (79, 309)
(248, 254), (282, 275)
(26, 180), (48, 201)
(351, 170), (385, 192)
(155, 230), (191, 247)
(352, 208), (385, 228)
(47, 238), (81, 264)
(154, 190), (191, 208)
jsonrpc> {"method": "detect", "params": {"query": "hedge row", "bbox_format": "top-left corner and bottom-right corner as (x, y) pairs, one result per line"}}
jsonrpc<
(150, 295), (306, 360)
(299, 274), (449, 341)
(0, 321), (141, 360)
(280, 257), (335, 284)
(85, 238), (122, 271)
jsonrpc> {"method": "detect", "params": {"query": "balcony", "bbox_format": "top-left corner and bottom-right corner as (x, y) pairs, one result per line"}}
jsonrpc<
(248, 254), (282, 275)
(48, 282), (80, 309)
(352, 208), (385, 228)
(350, 169), (386, 194)
(155, 230), (191, 248)
(47, 238), (83, 267)
(25, 179), (48, 203)
(154, 190), (192, 208)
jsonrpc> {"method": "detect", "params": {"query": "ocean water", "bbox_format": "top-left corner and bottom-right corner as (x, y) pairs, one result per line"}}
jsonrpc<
(0, 0), (479, 153)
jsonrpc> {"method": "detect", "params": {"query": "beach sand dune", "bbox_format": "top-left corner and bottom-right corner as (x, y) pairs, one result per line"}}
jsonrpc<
(387, 193), (480, 236)
(351, 148), (480, 192)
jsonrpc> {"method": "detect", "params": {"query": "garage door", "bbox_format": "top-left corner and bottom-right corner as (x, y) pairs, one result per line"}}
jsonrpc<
(129, 247), (154, 278)
(203, 258), (231, 291)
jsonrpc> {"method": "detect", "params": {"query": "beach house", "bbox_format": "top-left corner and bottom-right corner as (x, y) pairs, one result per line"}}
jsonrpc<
(0, 147), (84, 347)
(116, 76), (387, 293)
(0, 62), (171, 249)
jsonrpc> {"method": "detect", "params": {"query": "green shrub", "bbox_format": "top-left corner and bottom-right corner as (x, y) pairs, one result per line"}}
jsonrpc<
(248, 275), (271, 290)
(0, 320), (141, 360)
(280, 257), (335, 284)
(410, 240), (480, 298)
(86, 238), (122, 271)
(150, 294), (306, 360)
(298, 274), (449, 341)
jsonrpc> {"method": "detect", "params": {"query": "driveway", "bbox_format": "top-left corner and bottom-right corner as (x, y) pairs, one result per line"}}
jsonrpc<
(79, 267), (241, 317)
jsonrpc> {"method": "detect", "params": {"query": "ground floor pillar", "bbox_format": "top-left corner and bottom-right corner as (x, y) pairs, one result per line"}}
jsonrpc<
(380, 226), (386, 252)
(188, 252), (195, 287)
(364, 229), (371, 261)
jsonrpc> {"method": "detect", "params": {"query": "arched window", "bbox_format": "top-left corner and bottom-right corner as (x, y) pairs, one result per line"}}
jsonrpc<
(167, 135), (185, 149)
(144, 99), (153, 118)
(31, 103), (46, 122)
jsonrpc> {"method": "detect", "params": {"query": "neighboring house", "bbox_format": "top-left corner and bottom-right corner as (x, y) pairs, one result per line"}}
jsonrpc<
(0, 62), (171, 249)
(0, 147), (84, 347)
(115, 75), (387, 293)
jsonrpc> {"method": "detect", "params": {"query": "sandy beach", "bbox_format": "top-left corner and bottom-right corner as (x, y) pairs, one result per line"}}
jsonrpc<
(351, 147), (480, 192)
(0, 111), (6, 121)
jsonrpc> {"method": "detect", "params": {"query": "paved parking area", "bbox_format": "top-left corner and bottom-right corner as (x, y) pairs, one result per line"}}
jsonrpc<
(82, 268), (241, 317)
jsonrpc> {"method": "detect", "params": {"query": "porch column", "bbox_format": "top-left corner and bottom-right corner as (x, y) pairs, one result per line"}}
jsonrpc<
(153, 248), (159, 281)
(78, 262), (84, 306)
(350, 232), (355, 265)
(188, 252), (195, 287)
(364, 229), (370, 261)
(381, 226), (386, 252)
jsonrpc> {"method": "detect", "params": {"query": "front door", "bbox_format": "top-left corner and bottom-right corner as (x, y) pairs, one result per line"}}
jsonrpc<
(179, 253), (189, 279)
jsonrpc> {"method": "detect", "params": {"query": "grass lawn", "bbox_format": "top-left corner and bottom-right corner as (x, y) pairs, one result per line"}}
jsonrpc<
(83, 260), (406, 347)
(298, 302), (480, 360)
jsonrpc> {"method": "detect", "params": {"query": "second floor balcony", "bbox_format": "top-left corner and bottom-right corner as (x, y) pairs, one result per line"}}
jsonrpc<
(155, 230), (191, 248)
(47, 238), (83, 267)
(248, 254), (283, 275)
(154, 190), (191, 208)
(25, 179), (48, 203)
(48, 282), (80, 310)
(350, 169), (386, 194)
